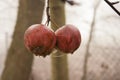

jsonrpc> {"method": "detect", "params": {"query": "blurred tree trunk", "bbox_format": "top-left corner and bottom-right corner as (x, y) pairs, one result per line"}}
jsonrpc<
(1, 0), (45, 80)
(50, 0), (69, 80)
(81, 1), (101, 80)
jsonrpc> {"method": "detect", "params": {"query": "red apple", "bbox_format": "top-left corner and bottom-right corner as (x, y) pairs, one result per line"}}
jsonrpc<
(24, 24), (56, 57)
(55, 24), (81, 53)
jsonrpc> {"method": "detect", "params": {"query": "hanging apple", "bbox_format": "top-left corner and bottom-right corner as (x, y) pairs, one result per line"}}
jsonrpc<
(55, 24), (81, 54)
(24, 24), (56, 57)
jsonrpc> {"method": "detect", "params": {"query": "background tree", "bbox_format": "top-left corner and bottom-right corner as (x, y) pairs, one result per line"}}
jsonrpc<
(50, 0), (69, 80)
(1, 0), (45, 80)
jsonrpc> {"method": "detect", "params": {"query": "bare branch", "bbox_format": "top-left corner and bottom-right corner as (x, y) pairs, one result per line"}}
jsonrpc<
(104, 0), (120, 16)
(45, 0), (50, 26)
(111, 1), (120, 5)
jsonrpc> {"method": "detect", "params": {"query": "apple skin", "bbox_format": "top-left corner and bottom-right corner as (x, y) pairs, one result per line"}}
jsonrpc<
(55, 24), (81, 54)
(24, 24), (56, 57)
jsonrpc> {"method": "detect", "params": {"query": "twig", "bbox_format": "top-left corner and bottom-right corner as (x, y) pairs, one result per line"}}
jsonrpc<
(104, 0), (120, 16)
(45, 0), (50, 26)
(111, 1), (119, 5)
(45, 0), (59, 28)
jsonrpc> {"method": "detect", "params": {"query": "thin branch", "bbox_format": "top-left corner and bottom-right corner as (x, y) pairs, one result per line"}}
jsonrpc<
(45, 0), (50, 26)
(111, 1), (120, 5)
(104, 0), (120, 16)
(45, 0), (59, 28)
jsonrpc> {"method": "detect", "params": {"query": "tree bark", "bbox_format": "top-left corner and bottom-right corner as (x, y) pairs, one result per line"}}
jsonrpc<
(1, 0), (45, 80)
(50, 0), (69, 80)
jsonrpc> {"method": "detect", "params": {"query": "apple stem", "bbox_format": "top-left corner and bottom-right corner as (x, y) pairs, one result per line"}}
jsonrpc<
(45, 0), (60, 28)
(50, 19), (60, 28)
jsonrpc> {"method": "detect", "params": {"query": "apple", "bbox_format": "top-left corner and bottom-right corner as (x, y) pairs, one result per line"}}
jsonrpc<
(24, 24), (56, 57)
(55, 24), (81, 53)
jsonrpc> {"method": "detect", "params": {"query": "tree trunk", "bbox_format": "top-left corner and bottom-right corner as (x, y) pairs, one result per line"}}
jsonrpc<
(1, 0), (45, 80)
(50, 0), (69, 80)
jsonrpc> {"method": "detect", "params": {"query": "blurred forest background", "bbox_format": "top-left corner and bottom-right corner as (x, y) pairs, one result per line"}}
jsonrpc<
(0, 0), (120, 80)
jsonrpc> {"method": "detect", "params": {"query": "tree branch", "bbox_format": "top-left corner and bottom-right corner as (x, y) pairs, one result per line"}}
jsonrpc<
(45, 0), (50, 26)
(45, 0), (59, 28)
(104, 0), (120, 16)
